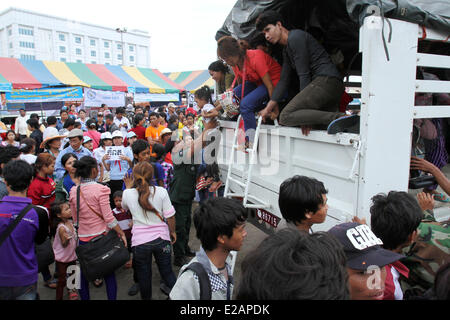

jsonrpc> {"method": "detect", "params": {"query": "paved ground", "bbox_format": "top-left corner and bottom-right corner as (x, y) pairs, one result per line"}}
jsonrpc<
(37, 202), (269, 300)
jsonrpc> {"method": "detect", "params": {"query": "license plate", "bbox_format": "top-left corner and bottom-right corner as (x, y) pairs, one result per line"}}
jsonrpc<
(256, 208), (281, 228)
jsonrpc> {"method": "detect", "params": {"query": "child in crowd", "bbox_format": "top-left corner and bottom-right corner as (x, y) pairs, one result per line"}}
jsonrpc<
(1, 130), (19, 148)
(50, 201), (78, 300)
(195, 86), (217, 131)
(370, 191), (423, 300)
(82, 136), (94, 153)
(103, 131), (133, 207)
(152, 143), (173, 191)
(126, 131), (138, 152)
(19, 138), (37, 165)
(27, 153), (56, 211)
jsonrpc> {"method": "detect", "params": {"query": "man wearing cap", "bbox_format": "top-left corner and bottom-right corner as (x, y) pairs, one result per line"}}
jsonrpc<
(328, 222), (405, 300)
(14, 109), (29, 141)
(84, 119), (102, 150)
(54, 129), (93, 181)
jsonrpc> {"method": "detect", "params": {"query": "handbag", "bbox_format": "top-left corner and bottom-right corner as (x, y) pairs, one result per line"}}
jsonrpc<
(74, 186), (130, 282)
(35, 237), (55, 272)
(217, 63), (246, 119)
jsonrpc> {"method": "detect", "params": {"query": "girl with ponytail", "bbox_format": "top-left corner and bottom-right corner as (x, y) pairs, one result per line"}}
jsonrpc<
(194, 85), (216, 131)
(122, 161), (177, 300)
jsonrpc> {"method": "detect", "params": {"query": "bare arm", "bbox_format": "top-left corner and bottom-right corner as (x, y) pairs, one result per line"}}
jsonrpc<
(411, 156), (450, 196)
(261, 73), (274, 99)
(167, 216), (176, 245)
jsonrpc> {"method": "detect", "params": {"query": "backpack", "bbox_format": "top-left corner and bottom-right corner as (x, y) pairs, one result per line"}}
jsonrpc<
(181, 262), (212, 300)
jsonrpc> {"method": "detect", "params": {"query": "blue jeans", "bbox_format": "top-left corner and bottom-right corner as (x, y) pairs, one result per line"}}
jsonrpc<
(0, 283), (38, 300)
(234, 81), (269, 142)
(133, 238), (176, 300)
(78, 240), (117, 300)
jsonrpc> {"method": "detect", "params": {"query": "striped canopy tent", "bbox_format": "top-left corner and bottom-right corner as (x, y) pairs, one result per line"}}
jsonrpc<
(165, 70), (215, 93)
(0, 57), (181, 94)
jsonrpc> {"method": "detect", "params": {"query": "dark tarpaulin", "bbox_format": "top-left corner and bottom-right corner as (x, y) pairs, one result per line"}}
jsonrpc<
(216, 0), (450, 72)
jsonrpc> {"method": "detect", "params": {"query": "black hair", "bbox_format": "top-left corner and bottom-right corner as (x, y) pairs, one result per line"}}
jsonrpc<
(134, 113), (145, 126)
(116, 107), (125, 115)
(26, 118), (40, 130)
(5, 130), (16, 140)
(152, 143), (165, 161)
(158, 112), (167, 122)
(105, 114), (114, 121)
(208, 60), (229, 74)
(30, 113), (39, 120)
(236, 228), (349, 300)
(0, 146), (21, 175)
(185, 113), (195, 120)
(47, 116), (57, 126)
(149, 112), (159, 119)
(370, 191), (424, 250)
(113, 190), (123, 199)
(132, 139), (150, 158)
(249, 32), (268, 49)
(50, 200), (68, 230)
(168, 114), (178, 125)
(194, 86), (213, 104)
(60, 109), (68, 115)
(63, 118), (76, 129)
(78, 109), (86, 114)
(20, 138), (36, 154)
(61, 153), (77, 170)
(255, 10), (285, 32)
(86, 119), (97, 128)
(73, 156), (98, 179)
(193, 197), (248, 251)
(3, 160), (33, 192)
(279, 176), (328, 225)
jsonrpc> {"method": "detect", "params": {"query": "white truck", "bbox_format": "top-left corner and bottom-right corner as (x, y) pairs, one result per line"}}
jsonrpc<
(218, 16), (450, 234)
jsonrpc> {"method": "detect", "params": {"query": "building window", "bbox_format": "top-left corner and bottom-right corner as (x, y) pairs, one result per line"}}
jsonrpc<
(91, 61), (96, 64)
(20, 42), (35, 49)
(76, 48), (82, 55)
(75, 37), (82, 44)
(20, 54), (36, 61)
(91, 50), (96, 57)
(90, 39), (96, 46)
(59, 34), (66, 41)
(129, 45), (134, 52)
(59, 46), (66, 53)
(19, 28), (33, 36)
(118, 54), (122, 60)
(60, 58), (66, 62)
(130, 56), (134, 62)
(117, 44), (122, 50)
(104, 41), (110, 48)
(105, 52), (110, 59)
(8, 29), (12, 36)
(9, 43), (12, 49)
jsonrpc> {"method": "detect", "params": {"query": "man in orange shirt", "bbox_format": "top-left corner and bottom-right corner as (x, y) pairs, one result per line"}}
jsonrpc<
(145, 112), (165, 157)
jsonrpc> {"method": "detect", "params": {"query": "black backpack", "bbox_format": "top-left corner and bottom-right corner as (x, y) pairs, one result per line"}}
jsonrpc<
(181, 262), (212, 300)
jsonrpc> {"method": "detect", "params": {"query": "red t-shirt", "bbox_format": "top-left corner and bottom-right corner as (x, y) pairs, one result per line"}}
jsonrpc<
(27, 175), (56, 211)
(232, 49), (281, 87)
(130, 126), (146, 140)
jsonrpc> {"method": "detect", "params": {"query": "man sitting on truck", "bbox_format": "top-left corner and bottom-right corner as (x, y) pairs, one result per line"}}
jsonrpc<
(278, 175), (328, 233)
(256, 10), (359, 136)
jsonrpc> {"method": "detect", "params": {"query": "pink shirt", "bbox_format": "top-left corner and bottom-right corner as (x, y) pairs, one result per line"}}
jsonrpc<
(84, 131), (101, 150)
(52, 223), (77, 263)
(69, 182), (118, 242)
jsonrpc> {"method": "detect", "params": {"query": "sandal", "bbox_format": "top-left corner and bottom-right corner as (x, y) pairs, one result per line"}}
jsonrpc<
(68, 290), (79, 300)
(44, 278), (57, 289)
(432, 192), (450, 203)
(93, 279), (103, 288)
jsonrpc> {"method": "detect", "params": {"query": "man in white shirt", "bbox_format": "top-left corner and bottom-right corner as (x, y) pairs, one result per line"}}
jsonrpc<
(113, 107), (131, 138)
(14, 109), (29, 140)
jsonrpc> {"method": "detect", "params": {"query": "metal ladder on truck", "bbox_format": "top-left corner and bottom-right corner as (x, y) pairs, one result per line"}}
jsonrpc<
(223, 115), (272, 211)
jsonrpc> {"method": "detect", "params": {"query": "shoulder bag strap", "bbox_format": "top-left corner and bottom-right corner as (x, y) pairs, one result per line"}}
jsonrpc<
(75, 186), (80, 240)
(79, 186), (104, 221)
(182, 262), (212, 300)
(0, 204), (34, 248)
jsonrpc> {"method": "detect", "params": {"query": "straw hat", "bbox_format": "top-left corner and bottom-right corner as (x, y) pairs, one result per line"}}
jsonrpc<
(40, 127), (66, 149)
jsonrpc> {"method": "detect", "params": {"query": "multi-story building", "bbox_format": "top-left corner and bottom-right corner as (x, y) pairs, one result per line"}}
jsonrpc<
(0, 7), (151, 67)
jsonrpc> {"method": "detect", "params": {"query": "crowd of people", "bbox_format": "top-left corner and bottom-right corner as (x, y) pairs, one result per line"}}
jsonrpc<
(0, 9), (449, 302)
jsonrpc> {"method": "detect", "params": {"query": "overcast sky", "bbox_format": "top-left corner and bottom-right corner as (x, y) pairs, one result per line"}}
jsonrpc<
(0, 0), (237, 73)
